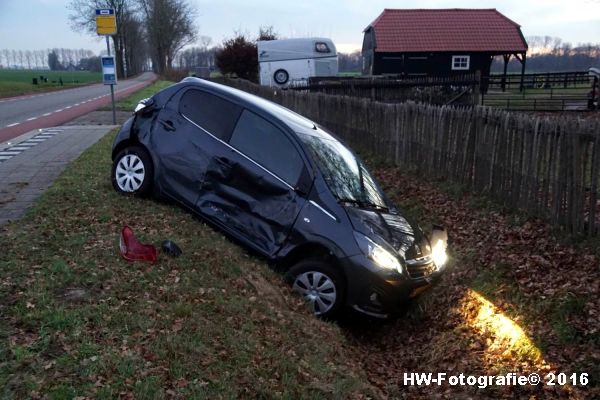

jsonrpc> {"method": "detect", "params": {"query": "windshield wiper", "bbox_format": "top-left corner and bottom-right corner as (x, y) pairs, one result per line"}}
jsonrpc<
(337, 197), (363, 207)
(337, 197), (388, 212)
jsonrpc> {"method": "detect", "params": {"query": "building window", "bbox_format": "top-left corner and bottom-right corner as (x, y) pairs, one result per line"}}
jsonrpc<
(452, 55), (470, 70)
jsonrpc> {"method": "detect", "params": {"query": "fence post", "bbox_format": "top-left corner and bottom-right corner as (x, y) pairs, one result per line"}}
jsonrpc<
(473, 70), (481, 106)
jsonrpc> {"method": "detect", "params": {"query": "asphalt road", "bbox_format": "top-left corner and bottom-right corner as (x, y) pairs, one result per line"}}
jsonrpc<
(0, 72), (156, 144)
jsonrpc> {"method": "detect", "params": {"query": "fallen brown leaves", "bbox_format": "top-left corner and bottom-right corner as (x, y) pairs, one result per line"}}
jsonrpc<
(342, 165), (600, 399)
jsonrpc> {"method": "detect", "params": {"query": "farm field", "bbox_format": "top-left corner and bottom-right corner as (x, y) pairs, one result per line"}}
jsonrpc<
(0, 69), (101, 98)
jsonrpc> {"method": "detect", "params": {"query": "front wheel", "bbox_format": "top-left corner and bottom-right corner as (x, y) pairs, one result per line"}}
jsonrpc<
(286, 260), (345, 318)
(112, 146), (153, 196)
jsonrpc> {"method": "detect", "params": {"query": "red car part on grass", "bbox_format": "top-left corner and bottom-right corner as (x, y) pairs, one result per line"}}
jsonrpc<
(119, 226), (157, 262)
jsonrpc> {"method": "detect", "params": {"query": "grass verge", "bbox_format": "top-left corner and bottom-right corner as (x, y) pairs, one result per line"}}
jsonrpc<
(104, 80), (175, 112)
(0, 129), (371, 398)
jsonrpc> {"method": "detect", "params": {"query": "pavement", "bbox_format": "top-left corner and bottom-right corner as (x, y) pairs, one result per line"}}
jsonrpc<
(0, 125), (117, 226)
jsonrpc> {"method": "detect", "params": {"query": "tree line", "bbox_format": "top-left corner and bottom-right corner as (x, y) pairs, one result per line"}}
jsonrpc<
(493, 36), (600, 73)
(0, 48), (97, 71)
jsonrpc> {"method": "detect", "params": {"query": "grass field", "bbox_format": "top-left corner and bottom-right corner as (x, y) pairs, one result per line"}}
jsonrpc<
(105, 80), (175, 112)
(0, 130), (371, 398)
(0, 69), (101, 98)
(483, 85), (591, 111)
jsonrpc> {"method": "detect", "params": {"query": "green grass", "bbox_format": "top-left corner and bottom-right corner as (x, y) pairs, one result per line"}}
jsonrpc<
(105, 80), (174, 111)
(0, 129), (371, 398)
(0, 69), (101, 98)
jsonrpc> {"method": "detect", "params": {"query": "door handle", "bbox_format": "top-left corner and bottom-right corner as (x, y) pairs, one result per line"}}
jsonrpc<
(159, 119), (176, 131)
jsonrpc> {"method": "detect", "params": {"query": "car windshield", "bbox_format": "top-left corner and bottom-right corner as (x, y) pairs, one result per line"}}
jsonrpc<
(297, 130), (387, 209)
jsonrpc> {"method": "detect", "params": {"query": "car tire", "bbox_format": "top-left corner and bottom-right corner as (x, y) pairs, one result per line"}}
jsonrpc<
(286, 260), (345, 318)
(112, 146), (153, 196)
(273, 69), (289, 85)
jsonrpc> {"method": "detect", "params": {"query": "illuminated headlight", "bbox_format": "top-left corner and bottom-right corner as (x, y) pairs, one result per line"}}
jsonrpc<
(353, 231), (403, 273)
(431, 239), (447, 267)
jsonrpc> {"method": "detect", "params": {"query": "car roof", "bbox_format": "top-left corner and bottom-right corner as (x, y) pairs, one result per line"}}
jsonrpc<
(179, 77), (318, 134)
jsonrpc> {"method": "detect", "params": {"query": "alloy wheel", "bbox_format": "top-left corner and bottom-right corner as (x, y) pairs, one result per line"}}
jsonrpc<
(115, 154), (145, 192)
(292, 271), (337, 315)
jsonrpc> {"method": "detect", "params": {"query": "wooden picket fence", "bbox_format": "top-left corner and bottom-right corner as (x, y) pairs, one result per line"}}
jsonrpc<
(214, 78), (600, 236)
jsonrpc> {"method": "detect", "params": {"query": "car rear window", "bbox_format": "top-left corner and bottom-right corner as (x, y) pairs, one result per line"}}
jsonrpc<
(179, 89), (242, 141)
(230, 110), (304, 186)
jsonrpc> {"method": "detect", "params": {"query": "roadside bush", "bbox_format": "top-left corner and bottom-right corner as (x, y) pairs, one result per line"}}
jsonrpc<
(215, 34), (258, 82)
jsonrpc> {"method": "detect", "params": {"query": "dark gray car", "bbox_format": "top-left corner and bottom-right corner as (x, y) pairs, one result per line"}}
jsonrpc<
(111, 77), (448, 318)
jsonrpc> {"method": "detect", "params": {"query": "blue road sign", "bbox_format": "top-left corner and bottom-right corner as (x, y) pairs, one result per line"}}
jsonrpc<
(101, 56), (117, 85)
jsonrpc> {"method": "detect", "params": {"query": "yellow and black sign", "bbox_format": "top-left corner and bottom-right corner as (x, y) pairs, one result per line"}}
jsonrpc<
(96, 9), (117, 36)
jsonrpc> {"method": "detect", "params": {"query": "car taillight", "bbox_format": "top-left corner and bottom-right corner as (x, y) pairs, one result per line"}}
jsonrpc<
(119, 226), (157, 262)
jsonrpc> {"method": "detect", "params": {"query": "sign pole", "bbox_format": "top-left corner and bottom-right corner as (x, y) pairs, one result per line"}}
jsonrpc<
(106, 36), (116, 125)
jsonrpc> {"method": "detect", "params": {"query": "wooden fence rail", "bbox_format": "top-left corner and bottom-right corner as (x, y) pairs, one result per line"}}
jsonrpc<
(290, 74), (479, 105)
(214, 78), (600, 236)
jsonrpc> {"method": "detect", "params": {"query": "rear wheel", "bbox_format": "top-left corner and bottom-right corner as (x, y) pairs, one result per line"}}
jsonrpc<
(286, 260), (345, 318)
(112, 146), (153, 196)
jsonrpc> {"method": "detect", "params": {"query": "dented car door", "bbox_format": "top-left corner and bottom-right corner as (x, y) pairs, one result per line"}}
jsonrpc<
(197, 109), (308, 256)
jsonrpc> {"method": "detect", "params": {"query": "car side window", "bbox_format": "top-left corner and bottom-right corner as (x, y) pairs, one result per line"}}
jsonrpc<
(179, 89), (242, 141)
(230, 110), (304, 186)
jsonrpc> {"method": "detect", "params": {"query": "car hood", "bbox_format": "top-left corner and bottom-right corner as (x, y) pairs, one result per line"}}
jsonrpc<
(344, 206), (429, 259)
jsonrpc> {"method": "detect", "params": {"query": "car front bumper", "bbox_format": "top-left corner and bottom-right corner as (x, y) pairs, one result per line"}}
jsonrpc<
(341, 254), (444, 318)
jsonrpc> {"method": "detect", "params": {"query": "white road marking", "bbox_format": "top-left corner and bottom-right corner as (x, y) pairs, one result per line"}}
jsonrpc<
(55, 109), (63, 112)
(65, 106), (72, 109)
(42, 112), (51, 116)
(7, 146), (29, 151)
(26, 117), (38, 121)
(6, 122), (20, 127)
(0, 151), (21, 156)
(0, 155), (11, 160)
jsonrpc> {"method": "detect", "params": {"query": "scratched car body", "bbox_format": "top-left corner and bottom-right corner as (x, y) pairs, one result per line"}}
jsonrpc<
(111, 77), (448, 318)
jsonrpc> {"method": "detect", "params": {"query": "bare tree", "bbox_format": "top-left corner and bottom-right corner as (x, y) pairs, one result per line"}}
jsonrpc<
(1, 49), (9, 68)
(10, 50), (17, 67)
(138, 0), (197, 74)
(25, 50), (33, 69)
(258, 26), (278, 41)
(199, 35), (212, 49)
(18, 50), (24, 69)
(120, 11), (147, 76)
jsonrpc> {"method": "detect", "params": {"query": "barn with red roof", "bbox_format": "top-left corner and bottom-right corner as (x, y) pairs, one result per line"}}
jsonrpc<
(361, 9), (528, 81)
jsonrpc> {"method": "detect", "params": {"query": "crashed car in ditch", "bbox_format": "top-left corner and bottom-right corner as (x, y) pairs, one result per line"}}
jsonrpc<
(111, 77), (448, 318)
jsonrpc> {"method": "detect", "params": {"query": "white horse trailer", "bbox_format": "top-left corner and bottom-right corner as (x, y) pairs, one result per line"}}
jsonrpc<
(257, 38), (338, 87)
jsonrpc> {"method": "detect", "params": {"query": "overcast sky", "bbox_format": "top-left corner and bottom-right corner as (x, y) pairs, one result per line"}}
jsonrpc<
(0, 0), (599, 54)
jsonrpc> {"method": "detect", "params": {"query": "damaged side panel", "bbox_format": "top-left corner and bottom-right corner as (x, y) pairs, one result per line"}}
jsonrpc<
(198, 147), (305, 256)
(148, 108), (212, 206)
